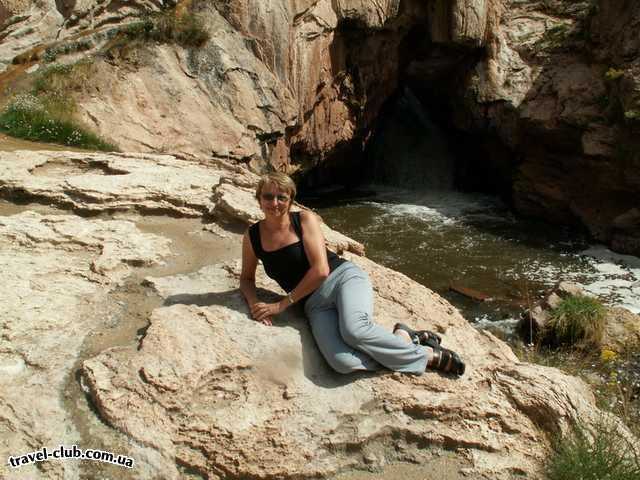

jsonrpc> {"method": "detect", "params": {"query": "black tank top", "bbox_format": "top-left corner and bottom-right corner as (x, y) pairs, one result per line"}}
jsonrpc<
(248, 211), (346, 294)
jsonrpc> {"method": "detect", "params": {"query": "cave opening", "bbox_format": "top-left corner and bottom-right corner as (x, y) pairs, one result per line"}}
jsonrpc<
(296, 20), (516, 206)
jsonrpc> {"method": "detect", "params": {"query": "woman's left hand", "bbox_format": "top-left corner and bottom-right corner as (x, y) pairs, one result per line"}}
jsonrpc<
(251, 301), (286, 324)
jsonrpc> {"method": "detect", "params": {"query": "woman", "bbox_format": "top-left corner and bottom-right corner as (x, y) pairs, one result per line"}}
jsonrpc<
(240, 172), (465, 376)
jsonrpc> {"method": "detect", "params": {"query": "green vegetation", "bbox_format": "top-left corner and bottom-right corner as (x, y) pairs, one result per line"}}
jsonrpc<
(605, 68), (626, 81)
(0, 61), (116, 151)
(0, 93), (115, 151)
(533, 22), (576, 53)
(516, 345), (640, 443)
(624, 110), (640, 121)
(545, 295), (606, 347)
(546, 419), (640, 480)
(32, 60), (95, 94)
(118, 10), (209, 48)
(42, 39), (93, 63)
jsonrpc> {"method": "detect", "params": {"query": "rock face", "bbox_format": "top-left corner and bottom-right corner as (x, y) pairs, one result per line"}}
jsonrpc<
(450, 0), (640, 255)
(0, 0), (414, 165)
(2, 0), (638, 252)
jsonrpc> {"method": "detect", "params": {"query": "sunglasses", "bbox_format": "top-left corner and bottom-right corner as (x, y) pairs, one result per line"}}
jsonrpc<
(261, 192), (290, 203)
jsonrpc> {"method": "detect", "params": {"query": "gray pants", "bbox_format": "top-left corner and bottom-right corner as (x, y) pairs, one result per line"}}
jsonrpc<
(304, 262), (429, 375)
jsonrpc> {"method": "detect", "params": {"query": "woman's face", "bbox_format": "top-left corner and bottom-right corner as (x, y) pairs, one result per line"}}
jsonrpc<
(259, 183), (292, 218)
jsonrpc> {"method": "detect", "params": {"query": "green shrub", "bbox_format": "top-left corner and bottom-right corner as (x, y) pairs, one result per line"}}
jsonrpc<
(547, 420), (640, 480)
(0, 93), (116, 151)
(32, 60), (95, 95)
(605, 68), (625, 81)
(624, 110), (640, 121)
(42, 39), (93, 63)
(120, 11), (209, 47)
(545, 295), (606, 347)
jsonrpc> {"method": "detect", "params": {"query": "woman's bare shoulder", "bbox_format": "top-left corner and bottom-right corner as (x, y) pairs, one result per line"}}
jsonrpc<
(299, 209), (320, 224)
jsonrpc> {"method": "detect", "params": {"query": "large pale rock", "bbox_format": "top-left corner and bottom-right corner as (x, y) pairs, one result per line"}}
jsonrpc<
(0, 210), (171, 479)
(0, 150), (222, 216)
(429, 0), (490, 46)
(0, 150), (637, 478)
(604, 307), (640, 353)
(82, 252), (636, 479)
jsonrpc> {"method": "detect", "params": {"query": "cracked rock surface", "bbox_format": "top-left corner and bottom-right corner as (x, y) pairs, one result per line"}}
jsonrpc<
(0, 210), (171, 479)
(0, 149), (638, 479)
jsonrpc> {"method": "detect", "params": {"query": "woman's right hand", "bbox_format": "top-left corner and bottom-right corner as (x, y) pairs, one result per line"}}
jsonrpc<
(250, 302), (273, 326)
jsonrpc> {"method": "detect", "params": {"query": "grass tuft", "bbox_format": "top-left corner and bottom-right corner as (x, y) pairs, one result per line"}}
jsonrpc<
(547, 419), (640, 480)
(120, 10), (209, 47)
(1, 60), (116, 151)
(605, 68), (625, 81)
(0, 93), (116, 151)
(545, 295), (606, 348)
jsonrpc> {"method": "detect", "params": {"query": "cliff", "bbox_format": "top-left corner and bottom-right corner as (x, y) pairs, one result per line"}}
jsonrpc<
(1, 0), (638, 253)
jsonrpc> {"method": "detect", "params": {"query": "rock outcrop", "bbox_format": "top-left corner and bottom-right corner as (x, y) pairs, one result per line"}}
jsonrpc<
(449, 0), (640, 255)
(1, 149), (638, 479)
(0, 150), (221, 216)
(521, 281), (640, 352)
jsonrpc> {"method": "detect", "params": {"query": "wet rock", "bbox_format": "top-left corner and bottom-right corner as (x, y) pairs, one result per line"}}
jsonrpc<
(612, 209), (640, 255)
(520, 305), (549, 341)
(0, 209), (172, 479)
(545, 292), (562, 310)
(557, 281), (585, 298)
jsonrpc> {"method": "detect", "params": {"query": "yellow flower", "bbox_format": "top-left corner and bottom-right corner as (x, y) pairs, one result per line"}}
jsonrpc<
(600, 349), (617, 362)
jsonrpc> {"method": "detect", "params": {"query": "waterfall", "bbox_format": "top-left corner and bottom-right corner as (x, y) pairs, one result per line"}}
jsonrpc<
(366, 86), (455, 190)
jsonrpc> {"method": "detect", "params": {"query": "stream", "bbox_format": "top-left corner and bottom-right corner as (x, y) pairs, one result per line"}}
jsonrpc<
(304, 186), (640, 340)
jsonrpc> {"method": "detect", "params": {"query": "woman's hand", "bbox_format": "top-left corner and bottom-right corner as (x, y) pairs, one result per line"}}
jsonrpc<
(250, 300), (286, 325)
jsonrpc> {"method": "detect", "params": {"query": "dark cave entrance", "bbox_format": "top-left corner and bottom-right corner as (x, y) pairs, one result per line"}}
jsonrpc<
(295, 20), (516, 205)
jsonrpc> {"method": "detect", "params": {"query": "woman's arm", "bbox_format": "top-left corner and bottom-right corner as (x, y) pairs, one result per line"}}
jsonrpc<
(292, 210), (331, 297)
(240, 230), (273, 325)
(252, 211), (330, 323)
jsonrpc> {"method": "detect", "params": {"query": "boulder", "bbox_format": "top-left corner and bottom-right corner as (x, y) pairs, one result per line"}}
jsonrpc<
(82, 252), (636, 479)
(603, 307), (640, 353)
(0, 149), (637, 479)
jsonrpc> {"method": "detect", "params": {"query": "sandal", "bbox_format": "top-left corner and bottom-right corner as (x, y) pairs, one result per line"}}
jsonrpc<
(393, 323), (442, 348)
(429, 346), (465, 376)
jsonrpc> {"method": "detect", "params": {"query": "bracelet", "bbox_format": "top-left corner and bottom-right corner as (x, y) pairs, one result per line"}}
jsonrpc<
(287, 292), (295, 305)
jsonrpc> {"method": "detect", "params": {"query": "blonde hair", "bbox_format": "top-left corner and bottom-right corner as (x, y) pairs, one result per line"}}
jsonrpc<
(255, 172), (297, 202)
